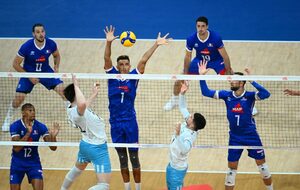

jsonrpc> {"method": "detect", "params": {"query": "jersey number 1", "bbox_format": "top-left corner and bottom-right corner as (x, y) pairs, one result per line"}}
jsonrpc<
(121, 92), (124, 103)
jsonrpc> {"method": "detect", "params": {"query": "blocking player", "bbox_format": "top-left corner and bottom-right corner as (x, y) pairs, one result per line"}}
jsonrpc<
(199, 60), (273, 190)
(164, 16), (233, 111)
(166, 81), (206, 190)
(103, 25), (170, 190)
(10, 103), (60, 190)
(2, 23), (66, 132)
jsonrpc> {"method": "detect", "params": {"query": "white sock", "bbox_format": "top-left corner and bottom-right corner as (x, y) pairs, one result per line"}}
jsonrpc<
(61, 166), (83, 190)
(124, 182), (131, 190)
(135, 183), (141, 190)
(266, 183), (273, 190)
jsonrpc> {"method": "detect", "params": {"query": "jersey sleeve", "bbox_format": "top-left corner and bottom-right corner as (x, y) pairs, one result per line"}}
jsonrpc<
(39, 123), (50, 138)
(105, 66), (118, 74)
(214, 33), (224, 49)
(186, 36), (194, 52)
(49, 39), (58, 53)
(10, 123), (20, 138)
(217, 90), (229, 100)
(17, 43), (28, 58)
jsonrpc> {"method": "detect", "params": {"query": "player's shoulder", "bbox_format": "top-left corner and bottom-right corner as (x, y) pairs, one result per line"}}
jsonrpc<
(209, 30), (221, 37)
(46, 38), (57, 46)
(20, 38), (34, 48)
(186, 32), (197, 41)
(219, 90), (231, 95)
(11, 119), (22, 128)
(244, 91), (256, 97)
(34, 120), (47, 128)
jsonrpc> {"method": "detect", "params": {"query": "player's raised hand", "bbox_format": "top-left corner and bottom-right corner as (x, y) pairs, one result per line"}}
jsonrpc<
(244, 68), (251, 75)
(180, 81), (189, 95)
(50, 122), (60, 137)
(284, 89), (300, 96)
(156, 32), (172, 46)
(198, 59), (210, 75)
(104, 25), (119, 42)
(175, 123), (181, 136)
(72, 74), (79, 86)
(92, 82), (101, 95)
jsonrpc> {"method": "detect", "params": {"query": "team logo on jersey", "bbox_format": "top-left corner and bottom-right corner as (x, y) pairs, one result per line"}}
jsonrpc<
(200, 48), (210, 55)
(232, 103), (244, 113)
(30, 51), (35, 55)
(46, 50), (51, 54)
(36, 56), (46, 62)
(241, 97), (247, 101)
(227, 97), (231, 101)
(208, 43), (213, 47)
(21, 130), (24, 135)
(33, 130), (38, 135)
(194, 43), (198, 48)
(118, 86), (129, 92)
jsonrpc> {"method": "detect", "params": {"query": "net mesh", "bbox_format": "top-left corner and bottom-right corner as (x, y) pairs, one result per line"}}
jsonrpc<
(0, 73), (299, 148)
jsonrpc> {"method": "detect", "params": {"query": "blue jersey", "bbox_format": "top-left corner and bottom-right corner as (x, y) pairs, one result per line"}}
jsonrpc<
(18, 38), (57, 72)
(10, 119), (49, 165)
(217, 90), (258, 135)
(106, 66), (139, 122)
(186, 30), (224, 63)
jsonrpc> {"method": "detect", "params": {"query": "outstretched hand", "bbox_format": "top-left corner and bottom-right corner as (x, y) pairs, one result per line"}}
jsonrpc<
(244, 68), (251, 75)
(198, 59), (210, 75)
(284, 89), (300, 96)
(104, 25), (119, 42)
(50, 122), (60, 137)
(92, 82), (101, 95)
(156, 32), (172, 46)
(180, 81), (189, 95)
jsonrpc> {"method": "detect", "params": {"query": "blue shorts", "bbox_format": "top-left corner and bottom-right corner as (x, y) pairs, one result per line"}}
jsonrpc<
(16, 77), (63, 93)
(110, 119), (139, 151)
(10, 164), (43, 184)
(77, 140), (111, 173)
(188, 57), (226, 75)
(166, 163), (187, 190)
(228, 132), (265, 162)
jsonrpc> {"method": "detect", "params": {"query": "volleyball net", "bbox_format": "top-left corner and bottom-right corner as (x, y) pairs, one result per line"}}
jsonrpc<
(0, 72), (299, 149)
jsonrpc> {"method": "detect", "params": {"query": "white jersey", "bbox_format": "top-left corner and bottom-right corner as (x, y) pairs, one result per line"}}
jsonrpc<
(169, 94), (198, 170)
(67, 106), (107, 145)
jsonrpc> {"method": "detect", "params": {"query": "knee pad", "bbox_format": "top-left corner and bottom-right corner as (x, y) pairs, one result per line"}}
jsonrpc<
(66, 166), (83, 181)
(129, 150), (140, 168)
(225, 168), (237, 186)
(258, 163), (271, 179)
(116, 148), (128, 168)
(88, 183), (109, 190)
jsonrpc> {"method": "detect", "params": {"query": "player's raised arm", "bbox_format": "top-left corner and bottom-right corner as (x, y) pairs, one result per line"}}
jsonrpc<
(198, 60), (217, 98)
(44, 122), (60, 151)
(72, 74), (87, 115)
(137, 32), (171, 74)
(218, 47), (233, 74)
(284, 89), (300, 96)
(183, 50), (192, 74)
(104, 25), (119, 70)
(244, 68), (270, 100)
(179, 81), (190, 119)
(86, 82), (100, 107)
(52, 49), (61, 73)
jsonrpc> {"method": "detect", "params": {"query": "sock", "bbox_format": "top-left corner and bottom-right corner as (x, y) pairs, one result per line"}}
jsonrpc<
(135, 183), (141, 190)
(124, 182), (131, 190)
(266, 183), (273, 190)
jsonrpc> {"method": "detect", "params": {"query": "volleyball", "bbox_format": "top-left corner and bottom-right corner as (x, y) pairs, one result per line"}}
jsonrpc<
(120, 31), (136, 47)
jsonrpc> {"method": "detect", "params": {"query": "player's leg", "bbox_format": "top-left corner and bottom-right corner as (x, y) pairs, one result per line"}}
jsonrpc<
(40, 78), (66, 100)
(31, 179), (43, 190)
(2, 78), (33, 131)
(247, 135), (273, 190)
(89, 143), (111, 190)
(27, 165), (44, 190)
(166, 163), (187, 190)
(126, 119), (141, 190)
(164, 57), (200, 111)
(111, 121), (131, 189)
(61, 141), (89, 190)
(10, 168), (25, 190)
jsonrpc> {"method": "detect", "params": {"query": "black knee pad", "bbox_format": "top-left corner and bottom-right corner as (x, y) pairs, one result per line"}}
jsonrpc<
(116, 148), (128, 169)
(129, 150), (140, 168)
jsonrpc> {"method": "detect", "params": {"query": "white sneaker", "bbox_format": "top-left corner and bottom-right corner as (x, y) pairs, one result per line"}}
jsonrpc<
(164, 96), (179, 111)
(252, 106), (258, 116)
(2, 117), (11, 132)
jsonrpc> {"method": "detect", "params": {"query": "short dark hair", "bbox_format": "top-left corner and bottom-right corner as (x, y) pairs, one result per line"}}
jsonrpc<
(234, 72), (246, 85)
(21, 103), (34, 111)
(117, 55), (130, 63)
(32, 23), (44, 32)
(64, 84), (75, 103)
(196, 16), (208, 25)
(193, 113), (206, 131)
